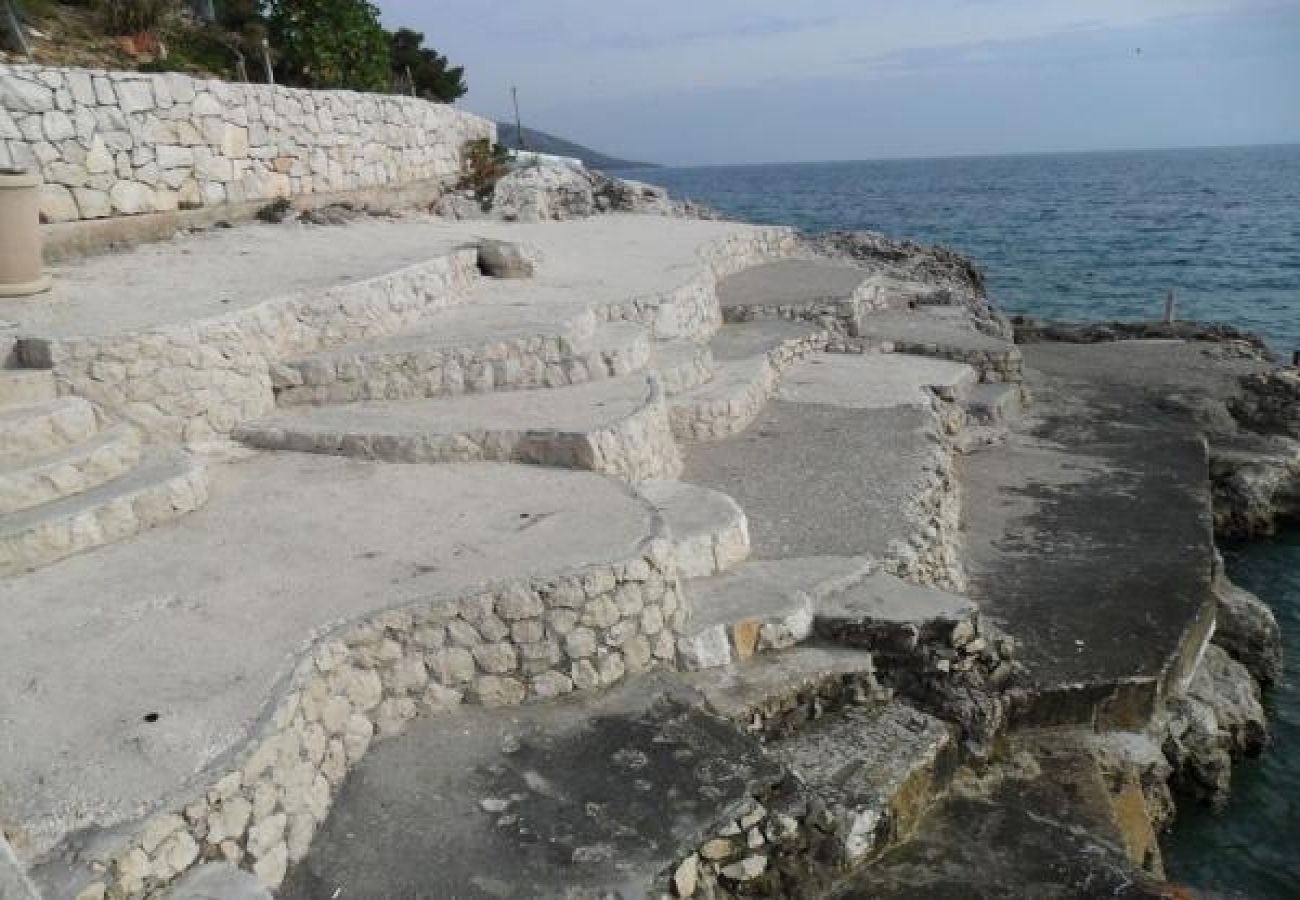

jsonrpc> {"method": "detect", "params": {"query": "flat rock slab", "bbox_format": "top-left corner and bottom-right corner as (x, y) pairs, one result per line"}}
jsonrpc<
(962, 343), (1217, 727)
(818, 572), (974, 626)
(0, 455), (656, 859)
(708, 320), (827, 362)
(279, 676), (782, 900)
(684, 400), (939, 560)
(718, 260), (867, 309)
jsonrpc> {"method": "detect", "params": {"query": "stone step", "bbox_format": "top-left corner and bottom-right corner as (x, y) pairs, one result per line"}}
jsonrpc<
(649, 340), (716, 397)
(272, 300), (653, 405)
(0, 424), (143, 516)
(764, 701), (960, 868)
(638, 479), (749, 578)
(0, 370), (57, 408)
(236, 374), (682, 482)
(0, 449), (209, 577)
(683, 644), (881, 737)
(964, 382), (1024, 426)
(853, 310), (1023, 382)
(0, 396), (102, 462)
(677, 556), (874, 670)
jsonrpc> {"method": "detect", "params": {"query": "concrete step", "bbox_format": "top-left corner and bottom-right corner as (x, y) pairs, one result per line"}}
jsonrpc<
(668, 322), (828, 443)
(649, 340), (716, 396)
(0, 370), (57, 408)
(764, 701), (959, 868)
(853, 310), (1023, 382)
(964, 382), (1024, 426)
(0, 397), (101, 462)
(683, 644), (881, 737)
(237, 374), (682, 482)
(718, 260), (870, 326)
(638, 479), (749, 578)
(273, 299), (652, 405)
(0, 449), (208, 577)
(677, 556), (874, 670)
(0, 424), (143, 516)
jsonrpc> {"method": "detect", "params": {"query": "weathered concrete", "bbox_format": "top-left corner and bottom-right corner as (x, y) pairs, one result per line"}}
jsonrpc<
(638, 479), (750, 578)
(279, 676), (782, 900)
(684, 353), (965, 588)
(853, 309), (1022, 382)
(961, 343), (1218, 729)
(1, 455), (658, 871)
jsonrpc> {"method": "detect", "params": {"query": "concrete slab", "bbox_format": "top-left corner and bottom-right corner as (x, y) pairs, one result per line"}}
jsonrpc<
(778, 354), (976, 410)
(818, 572), (974, 627)
(279, 676), (783, 900)
(638, 479), (749, 578)
(854, 310), (1012, 355)
(707, 319), (826, 362)
(0, 215), (771, 339)
(684, 400), (941, 561)
(717, 260), (867, 309)
(962, 343), (1218, 728)
(0, 455), (657, 860)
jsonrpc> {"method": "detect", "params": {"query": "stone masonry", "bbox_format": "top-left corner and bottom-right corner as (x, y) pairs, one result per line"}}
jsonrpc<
(0, 65), (494, 222)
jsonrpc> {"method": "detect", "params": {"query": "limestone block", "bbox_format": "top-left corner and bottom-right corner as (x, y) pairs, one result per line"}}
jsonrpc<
(72, 187), (111, 219)
(41, 109), (74, 141)
(116, 79), (155, 114)
(0, 75), (54, 113)
(39, 183), (79, 223)
(192, 92), (222, 116)
(109, 180), (155, 215)
(84, 136), (113, 174)
(222, 124), (251, 157)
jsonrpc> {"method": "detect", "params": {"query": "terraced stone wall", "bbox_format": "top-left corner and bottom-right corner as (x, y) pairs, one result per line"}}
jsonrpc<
(0, 65), (494, 223)
(18, 250), (481, 442)
(74, 541), (685, 899)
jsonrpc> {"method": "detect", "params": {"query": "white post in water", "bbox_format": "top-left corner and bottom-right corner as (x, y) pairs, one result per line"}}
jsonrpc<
(1164, 289), (1177, 324)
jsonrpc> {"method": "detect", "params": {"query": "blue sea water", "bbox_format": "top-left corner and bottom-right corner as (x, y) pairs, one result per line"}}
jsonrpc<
(630, 145), (1300, 897)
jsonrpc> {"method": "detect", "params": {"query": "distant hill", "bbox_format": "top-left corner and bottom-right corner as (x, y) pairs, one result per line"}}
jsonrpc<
(496, 124), (657, 171)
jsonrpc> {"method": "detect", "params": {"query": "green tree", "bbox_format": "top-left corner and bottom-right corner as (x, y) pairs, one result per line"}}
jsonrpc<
(389, 27), (466, 102)
(263, 0), (390, 92)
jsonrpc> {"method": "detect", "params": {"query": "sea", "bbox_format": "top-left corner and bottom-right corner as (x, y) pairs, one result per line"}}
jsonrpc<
(628, 144), (1300, 898)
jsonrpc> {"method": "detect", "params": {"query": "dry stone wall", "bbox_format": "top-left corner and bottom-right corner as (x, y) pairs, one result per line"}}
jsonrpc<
(0, 65), (494, 223)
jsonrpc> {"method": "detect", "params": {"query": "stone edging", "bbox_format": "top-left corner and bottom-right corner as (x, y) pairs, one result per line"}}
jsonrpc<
(72, 528), (689, 899)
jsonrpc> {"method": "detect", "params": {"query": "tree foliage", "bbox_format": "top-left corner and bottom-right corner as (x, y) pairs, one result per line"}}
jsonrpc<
(389, 27), (466, 102)
(263, 0), (390, 92)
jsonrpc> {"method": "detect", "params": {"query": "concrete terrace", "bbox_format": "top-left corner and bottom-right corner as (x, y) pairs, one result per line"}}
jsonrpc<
(0, 211), (1225, 900)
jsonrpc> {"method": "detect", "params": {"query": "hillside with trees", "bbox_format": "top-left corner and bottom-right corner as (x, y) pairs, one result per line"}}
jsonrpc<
(0, 0), (467, 101)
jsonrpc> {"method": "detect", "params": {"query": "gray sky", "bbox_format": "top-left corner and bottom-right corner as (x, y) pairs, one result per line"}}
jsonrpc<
(377, 0), (1300, 166)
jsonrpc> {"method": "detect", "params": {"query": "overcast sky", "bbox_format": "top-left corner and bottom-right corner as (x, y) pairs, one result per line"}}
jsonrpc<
(377, 0), (1300, 166)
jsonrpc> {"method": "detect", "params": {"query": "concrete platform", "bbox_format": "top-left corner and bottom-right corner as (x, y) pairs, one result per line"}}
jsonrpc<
(718, 260), (867, 310)
(278, 676), (783, 900)
(962, 343), (1218, 729)
(683, 353), (961, 582)
(0, 455), (657, 863)
(854, 310), (1022, 381)
(235, 374), (682, 482)
(637, 479), (750, 578)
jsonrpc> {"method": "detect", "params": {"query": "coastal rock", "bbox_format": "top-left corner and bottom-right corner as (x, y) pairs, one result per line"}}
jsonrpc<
(1160, 644), (1267, 809)
(492, 165), (597, 222)
(1212, 576), (1283, 687)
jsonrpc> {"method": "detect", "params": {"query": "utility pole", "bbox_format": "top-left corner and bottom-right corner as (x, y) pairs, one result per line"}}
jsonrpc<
(512, 86), (526, 151)
(1163, 288), (1177, 324)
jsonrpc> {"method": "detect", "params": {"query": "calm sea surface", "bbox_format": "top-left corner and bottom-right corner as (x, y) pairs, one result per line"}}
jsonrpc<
(631, 145), (1300, 897)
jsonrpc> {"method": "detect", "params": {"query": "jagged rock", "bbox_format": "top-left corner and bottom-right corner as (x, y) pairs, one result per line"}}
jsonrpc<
(805, 230), (1009, 339)
(1232, 369), (1300, 439)
(435, 190), (488, 221)
(164, 862), (271, 899)
(1160, 644), (1267, 809)
(1212, 576), (1283, 686)
(492, 165), (598, 222)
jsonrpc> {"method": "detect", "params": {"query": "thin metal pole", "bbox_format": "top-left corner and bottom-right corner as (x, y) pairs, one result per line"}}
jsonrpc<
(512, 86), (525, 151)
(1292, 350), (1299, 368)
(4, 0), (32, 61)
(1163, 289), (1176, 324)
(261, 38), (275, 85)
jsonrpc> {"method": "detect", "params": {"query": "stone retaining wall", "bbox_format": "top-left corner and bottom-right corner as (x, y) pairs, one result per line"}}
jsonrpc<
(0, 65), (493, 223)
(19, 249), (482, 442)
(76, 538), (686, 899)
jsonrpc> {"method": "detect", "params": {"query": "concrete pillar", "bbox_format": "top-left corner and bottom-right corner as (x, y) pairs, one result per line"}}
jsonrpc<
(0, 170), (50, 297)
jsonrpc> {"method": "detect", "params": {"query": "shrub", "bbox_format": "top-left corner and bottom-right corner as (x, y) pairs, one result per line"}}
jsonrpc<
(459, 138), (511, 200)
(263, 0), (390, 91)
(96, 0), (180, 34)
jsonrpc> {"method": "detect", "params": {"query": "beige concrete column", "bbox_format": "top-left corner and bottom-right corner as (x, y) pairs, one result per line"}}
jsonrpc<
(0, 170), (51, 297)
